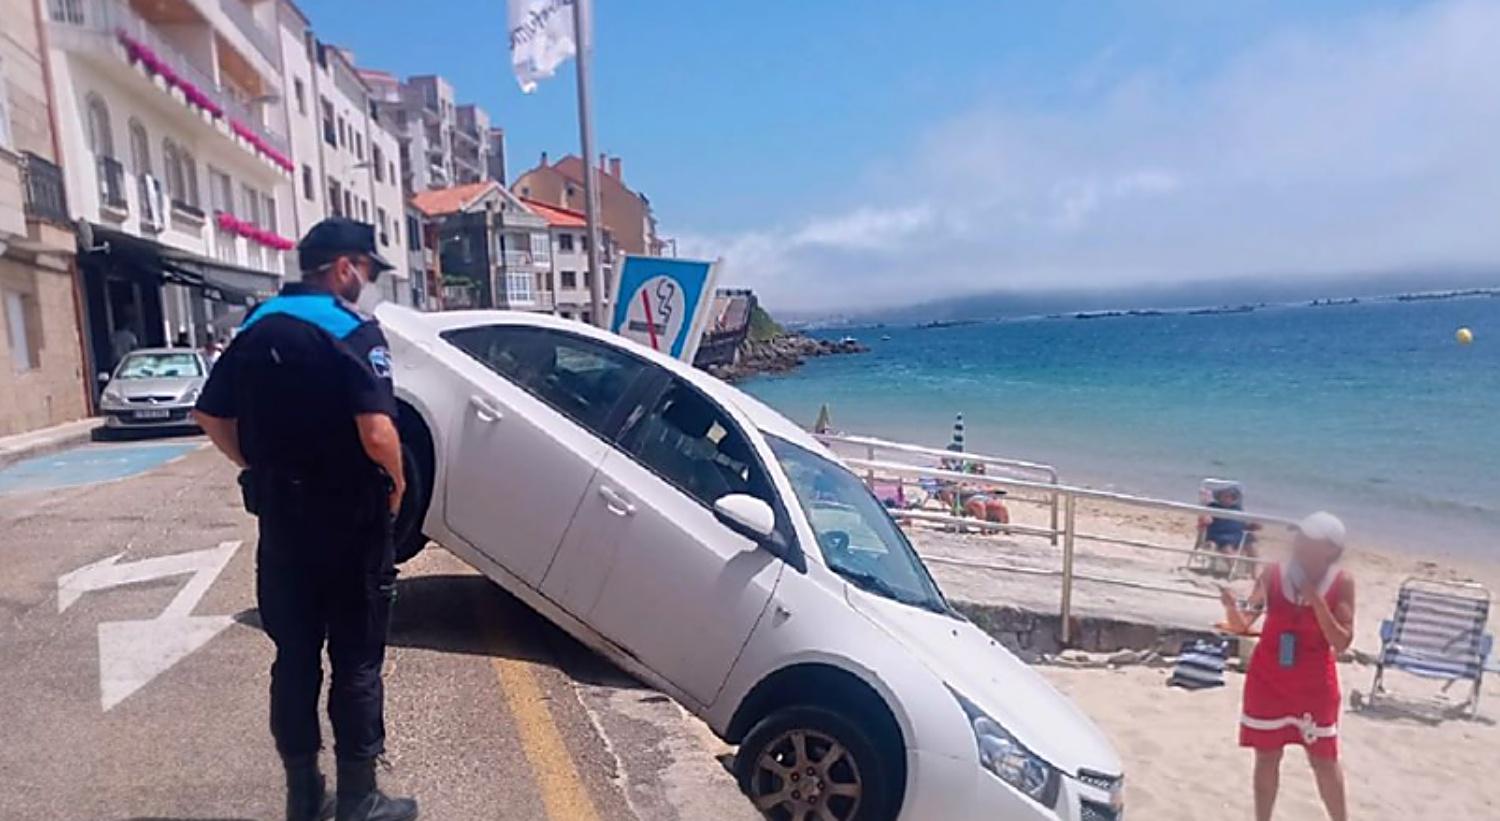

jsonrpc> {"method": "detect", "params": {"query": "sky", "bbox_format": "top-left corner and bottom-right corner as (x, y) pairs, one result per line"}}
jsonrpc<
(300, 0), (1500, 313)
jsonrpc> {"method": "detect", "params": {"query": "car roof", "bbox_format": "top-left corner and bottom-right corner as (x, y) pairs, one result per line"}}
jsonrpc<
(123, 348), (202, 357)
(377, 305), (829, 455)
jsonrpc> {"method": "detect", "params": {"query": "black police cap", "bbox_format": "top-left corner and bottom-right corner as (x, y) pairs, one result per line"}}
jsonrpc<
(298, 217), (394, 274)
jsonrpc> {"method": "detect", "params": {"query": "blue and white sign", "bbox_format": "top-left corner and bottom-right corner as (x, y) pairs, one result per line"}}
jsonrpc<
(609, 256), (720, 361)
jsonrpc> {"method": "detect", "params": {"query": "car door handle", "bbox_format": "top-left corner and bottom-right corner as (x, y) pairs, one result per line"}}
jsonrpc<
(469, 395), (503, 423)
(597, 485), (636, 516)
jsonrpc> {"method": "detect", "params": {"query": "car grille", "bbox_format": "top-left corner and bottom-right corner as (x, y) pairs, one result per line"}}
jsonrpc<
(126, 395), (180, 404)
(1081, 799), (1120, 821)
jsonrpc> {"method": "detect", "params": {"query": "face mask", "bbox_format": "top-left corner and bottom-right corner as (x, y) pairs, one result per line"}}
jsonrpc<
(356, 281), (385, 313)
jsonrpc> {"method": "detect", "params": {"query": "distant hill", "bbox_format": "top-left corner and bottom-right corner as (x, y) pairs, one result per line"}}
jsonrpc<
(770, 267), (1500, 327)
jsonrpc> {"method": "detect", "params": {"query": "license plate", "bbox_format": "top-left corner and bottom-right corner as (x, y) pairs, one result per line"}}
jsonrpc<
(133, 409), (171, 420)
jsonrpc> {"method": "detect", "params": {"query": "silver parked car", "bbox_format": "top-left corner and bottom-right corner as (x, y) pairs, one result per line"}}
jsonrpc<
(98, 348), (207, 435)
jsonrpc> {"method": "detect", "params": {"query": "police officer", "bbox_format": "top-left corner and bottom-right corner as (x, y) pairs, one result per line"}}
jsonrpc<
(193, 218), (417, 821)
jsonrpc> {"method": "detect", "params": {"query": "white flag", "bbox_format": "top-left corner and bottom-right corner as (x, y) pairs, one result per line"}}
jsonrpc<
(508, 0), (577, 93)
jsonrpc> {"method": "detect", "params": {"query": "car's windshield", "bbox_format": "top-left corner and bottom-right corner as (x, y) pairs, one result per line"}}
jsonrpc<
(116, 353), (202, 379)
(768, 435), (948, 614)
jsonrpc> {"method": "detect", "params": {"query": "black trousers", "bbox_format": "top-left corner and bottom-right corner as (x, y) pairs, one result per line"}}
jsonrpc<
(254, 472), (395, 763)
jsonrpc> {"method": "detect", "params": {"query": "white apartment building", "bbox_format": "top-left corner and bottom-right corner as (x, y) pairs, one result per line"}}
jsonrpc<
(519, 197), (615, 325)
(410, 181), (553, 313)
(272, 1), (410, 304)
(45, 0), (295, 391)
(356, 70), (495, 193)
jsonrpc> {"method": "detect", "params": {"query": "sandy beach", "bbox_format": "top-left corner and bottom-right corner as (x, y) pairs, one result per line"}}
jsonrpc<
(900, 491), (1500, 819)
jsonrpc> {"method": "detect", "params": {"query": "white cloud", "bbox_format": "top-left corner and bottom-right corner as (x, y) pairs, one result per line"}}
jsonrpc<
(685, 0), (1500, 313)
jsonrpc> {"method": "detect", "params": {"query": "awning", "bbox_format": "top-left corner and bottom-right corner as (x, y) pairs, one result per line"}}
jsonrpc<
(82, 223), (280, 306)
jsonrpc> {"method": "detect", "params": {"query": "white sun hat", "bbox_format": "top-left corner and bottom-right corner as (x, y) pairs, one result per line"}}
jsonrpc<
(1297, 511), (1347, 549)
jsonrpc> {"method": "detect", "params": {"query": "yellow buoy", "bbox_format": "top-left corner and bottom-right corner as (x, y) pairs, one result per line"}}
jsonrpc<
(1457, 327), (1474, 345)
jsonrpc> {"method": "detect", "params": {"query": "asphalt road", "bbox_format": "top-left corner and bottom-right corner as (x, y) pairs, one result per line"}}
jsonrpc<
(0, 438), (756, 821)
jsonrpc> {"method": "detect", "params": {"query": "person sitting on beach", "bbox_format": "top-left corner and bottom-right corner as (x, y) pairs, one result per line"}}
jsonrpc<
(1200, 485), (1259, 557)
(1219, 512), (1355, 821)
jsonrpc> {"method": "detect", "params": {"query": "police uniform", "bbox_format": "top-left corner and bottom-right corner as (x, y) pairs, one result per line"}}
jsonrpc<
(196, 219), (415, 821)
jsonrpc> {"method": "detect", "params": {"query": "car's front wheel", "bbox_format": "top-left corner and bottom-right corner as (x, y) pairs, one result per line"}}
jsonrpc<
(735, 705), (900, 821)
(392, 434), (432, 564)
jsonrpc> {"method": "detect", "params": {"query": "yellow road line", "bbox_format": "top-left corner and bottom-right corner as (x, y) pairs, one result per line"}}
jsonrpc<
(489, 653), (602, 821)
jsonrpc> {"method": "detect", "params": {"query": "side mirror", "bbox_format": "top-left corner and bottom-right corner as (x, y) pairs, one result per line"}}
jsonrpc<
(714, 493), (776, 544)
(97, 372), (111, 384)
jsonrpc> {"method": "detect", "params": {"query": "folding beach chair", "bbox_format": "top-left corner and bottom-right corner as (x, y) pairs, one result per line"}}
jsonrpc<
(1369, 578), (1494, 717)
(1187, 479), (1257, 579)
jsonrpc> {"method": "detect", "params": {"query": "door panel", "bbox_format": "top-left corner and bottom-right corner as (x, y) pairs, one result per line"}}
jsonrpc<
(443, 363), (607, 587)
(580, 450), (782, 705)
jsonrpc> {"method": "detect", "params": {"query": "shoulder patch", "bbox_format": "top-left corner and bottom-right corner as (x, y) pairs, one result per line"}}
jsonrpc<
(368, 346), (393, 378)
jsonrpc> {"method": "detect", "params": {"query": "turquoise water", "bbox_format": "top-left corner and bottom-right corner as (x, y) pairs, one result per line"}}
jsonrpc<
(743, 298), (1500, 557)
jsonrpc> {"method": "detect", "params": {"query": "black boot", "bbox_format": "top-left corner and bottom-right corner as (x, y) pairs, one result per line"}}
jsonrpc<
(283, 754), (334, 821)
(335, 758), (418, 821)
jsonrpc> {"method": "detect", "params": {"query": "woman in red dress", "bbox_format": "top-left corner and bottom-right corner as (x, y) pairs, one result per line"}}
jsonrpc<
(1220, 512), (1356, 821)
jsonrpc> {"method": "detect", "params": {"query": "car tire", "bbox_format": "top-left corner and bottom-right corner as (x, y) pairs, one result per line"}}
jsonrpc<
(392, 437), (431, 564)
(734, 705), (900, 821)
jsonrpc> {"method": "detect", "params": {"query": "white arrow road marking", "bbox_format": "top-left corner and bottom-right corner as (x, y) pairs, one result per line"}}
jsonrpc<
(56, 541), (243, 710)
(58, 541), (240, 614)
(97, 615), (234, 710)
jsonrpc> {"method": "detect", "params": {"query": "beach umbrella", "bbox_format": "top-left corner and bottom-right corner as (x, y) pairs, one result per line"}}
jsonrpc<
(814, 403), (833, 434)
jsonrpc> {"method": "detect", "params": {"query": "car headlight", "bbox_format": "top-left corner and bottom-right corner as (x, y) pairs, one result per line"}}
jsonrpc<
(180, 387), (200, 403)
(101, 386), (124, 404)
(949, 688), (1061, 808)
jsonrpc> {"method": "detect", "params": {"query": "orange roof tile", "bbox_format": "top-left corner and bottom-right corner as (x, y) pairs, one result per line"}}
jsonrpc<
(520, 197), (588, 228)
(410, 182), (497, 217)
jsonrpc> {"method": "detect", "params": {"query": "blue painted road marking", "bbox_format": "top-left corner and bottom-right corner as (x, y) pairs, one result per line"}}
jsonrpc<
(0, 442), (201, 495)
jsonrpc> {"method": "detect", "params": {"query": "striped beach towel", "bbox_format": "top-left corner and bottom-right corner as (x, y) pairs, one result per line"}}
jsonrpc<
(1169, 639), (1230, 690)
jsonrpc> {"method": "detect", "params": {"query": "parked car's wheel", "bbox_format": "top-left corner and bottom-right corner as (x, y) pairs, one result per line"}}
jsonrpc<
(393, 410), (434, 564)
(735, 705), (899, 821)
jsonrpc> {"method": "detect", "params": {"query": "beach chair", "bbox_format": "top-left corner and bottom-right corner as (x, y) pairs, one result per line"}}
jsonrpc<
(1187, 479), (1257, 579)
(1369, 578), (1493, 717)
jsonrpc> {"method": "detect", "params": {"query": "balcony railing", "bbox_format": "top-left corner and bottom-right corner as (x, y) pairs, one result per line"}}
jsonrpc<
(21, 152), (70, 224)
(49, 0), (289, 158)
(97, 156), (127, 211)
(137, 174), (165, 232)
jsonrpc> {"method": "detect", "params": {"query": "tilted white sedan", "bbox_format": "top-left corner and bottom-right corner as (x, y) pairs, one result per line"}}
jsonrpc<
(379, 304), (1124, 821)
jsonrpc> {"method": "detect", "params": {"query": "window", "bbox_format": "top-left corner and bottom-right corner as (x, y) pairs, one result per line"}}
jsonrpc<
(506, 270), (533, 303)
(354, 132), (363, 160)
(530, 232), (550, 261)
(209, 167), (233, 214)
(407, 215), (421, 249)
(329, 180), (343, 216)
(302, 164), (315, 200)
(389, 161), (396, 182)
(85, 94), (114, 156)
(620, 380), (773, 510)
(441, 326), (650, 441)
(128, 119), (150, 175)
(373, 146), (385, 182)
(180, 150), (200, 207)
(558, 233), (574, 252)
(4, 289), (42, 372)
(262, 193), (277, 234)
(241, 184), (261, 226)
(294, 79), (306, 115)
(321, 98), (335, 146)
(560, 270), (577, 289)
(359, 198), (368, 221)
(376, 207), (388, 244)
(337, 116), (346, 147)
(580, 234), (590, 253)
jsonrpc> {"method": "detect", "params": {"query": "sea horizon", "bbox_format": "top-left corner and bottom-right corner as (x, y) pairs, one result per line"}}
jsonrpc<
(742, 295), (1499, 560)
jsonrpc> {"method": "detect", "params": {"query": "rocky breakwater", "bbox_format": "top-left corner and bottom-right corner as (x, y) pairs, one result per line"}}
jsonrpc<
(705, 333), (868, 382)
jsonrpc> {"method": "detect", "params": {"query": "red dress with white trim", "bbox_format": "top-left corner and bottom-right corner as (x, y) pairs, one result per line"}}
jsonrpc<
(1239, 565), (1343, 759)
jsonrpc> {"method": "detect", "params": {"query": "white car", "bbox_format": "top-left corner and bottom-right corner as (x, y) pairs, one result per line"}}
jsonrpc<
(379, 305), (1124, 821)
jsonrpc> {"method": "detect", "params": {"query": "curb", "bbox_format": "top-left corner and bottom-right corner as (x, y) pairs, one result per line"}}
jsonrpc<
(0, 418), (104, 471)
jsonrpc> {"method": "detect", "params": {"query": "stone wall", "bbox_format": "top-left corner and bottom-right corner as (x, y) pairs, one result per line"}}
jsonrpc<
(0, 255), (88, 437)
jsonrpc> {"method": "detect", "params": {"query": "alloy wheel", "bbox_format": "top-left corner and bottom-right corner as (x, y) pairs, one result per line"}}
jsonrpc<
(747, 728), (862, 820)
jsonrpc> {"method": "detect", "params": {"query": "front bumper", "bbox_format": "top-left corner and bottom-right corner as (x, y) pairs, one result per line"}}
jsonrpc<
(101, 404), (199, 429)
(902, 750), (1122, 821)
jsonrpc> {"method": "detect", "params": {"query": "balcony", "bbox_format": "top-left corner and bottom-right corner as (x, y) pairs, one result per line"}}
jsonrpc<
(216, 0), (277, 65)
(501, 249), (550, 270)
(48, 0), (290, 161)
(20, 152), (70, 224)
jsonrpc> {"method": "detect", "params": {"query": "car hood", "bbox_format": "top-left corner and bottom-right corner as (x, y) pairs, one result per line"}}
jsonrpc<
(848, 588), (1121, 777)
(110, 377), (200, 399)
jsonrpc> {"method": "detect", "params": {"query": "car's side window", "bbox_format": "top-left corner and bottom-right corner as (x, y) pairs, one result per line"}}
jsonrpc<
(621, 379), (773, 509)
(442, 325), (649, 441)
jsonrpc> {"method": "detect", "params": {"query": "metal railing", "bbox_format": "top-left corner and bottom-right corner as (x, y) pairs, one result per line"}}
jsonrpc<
(21, 152), (69, 224)
(836, 446), (1293, 644)
(818, 433), (1064, 544)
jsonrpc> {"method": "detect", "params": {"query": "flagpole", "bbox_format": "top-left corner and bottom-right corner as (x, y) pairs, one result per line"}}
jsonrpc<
(572, 0), (606, 328)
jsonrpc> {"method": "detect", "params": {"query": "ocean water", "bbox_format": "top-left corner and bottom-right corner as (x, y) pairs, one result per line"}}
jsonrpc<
(742, 297), (1500, 558)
